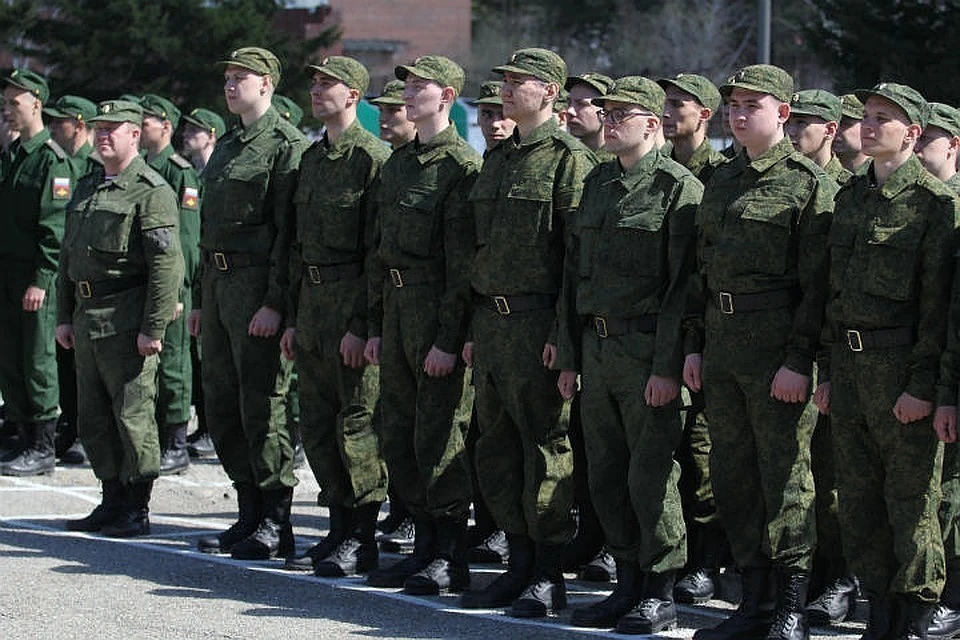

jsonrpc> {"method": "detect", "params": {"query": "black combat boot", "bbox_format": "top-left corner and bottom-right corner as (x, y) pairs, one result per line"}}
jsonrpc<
(66, 478), (125, 531)
(0, 419), (24, 459)
(571, 558), (643, 628)
(1, 420), (56, 476)
(461, 533), (534, 609)
(562, 502), (605, 571)
(159, 422), (190, 475)
(367, 516), (436, 587)
(694, 567), (775, 640)
(509, 543), (567, 618)
(862, 594), (894, 640)
(230, 487), (295, 560)
(676, 524), (722, 604)
(314, 502), (380, 577)
(102, 480), (153, 537)
(198, 483), (262, 554)
(765, 568), (810, 640)
(404, 517), (471, 595)
(284, 505), (351, 572)
(929, 570), (960, 639)
(617, 570), (679, 634)
(469, 528), (509, 564)
(806, 574), (859, 626)
(582, 548), (616, 582)
(377, 490), (410, 535)
(886, 596), (935, 640)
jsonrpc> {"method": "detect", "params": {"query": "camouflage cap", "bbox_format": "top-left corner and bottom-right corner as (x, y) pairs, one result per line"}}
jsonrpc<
(493, 47), (566, 87)
(370, 80), (405, 106)
(839, 93), (864, 120)
(395, 55), (465, 94)
(43, 95), (97, 123)
(657, 73), (721, 112)
(308, 55), (370, 94)
(272, 94), (303, 126)
(856, 82), (929, 127)
(472, 80), (504, 106)
(3, 68), (49, 103)
(118, 93), (141, 105)
(140, 93), (181, 128)
(219, 46), (282, 85)
(926, 102), (960, 138)
(565, 72), (614, 95)
(789, 89), (842, 123)
(182, 107), (226, 137)
(593, 76), (666, 118)
(88, 100), (143, 125)
(720, 64), (794, 103)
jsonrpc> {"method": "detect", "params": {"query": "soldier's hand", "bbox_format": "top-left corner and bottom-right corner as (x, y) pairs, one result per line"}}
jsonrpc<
(364, 336), (382, 365)
(542, 343), (558, 369)
(340, 331), (366, 369)
(22, 285), (46, 312)
(188, 309), (202, 337)
(646, 374), (679, 407)
(683, 353), (703, 392)
(172, 302), (184, 321)
(461, 341), (475, 367)
(280, 327), (296, 361)
(56, 323), (75, 350)
(934, 405), (958, 443)
(558, 370), (578, 400)
(893, 392), (933, 425)
(248, 306), (281, 337)
(813, 382), (831, 415)
(770, 366), (810, 403)
(424, 346), (456, 378)
(137, 333), (163, 356)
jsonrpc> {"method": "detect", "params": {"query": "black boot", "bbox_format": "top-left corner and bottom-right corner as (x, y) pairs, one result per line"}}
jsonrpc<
(676, 524), (722, 604)
(0, 420), (25, 459)
(929, 569), (960, 639)
(377, 490), (410, 535)
(617, 570), (679, 634)
(284, 505), (351, 572)
(862, 594), (895, 640)
(159, 422), (190, 475)
(231, 487), (295, 560)
(571, 558), (643, 628)
(186, 429), (215, 458)
(198, 483), (262, 554)
(509, 543), (567, 618)
(461, 533), (534, 609)
(562, 503), (605, 571)
(806, 574), (859, 626)
(367, 516), (436, 587)
(66, 478), (125, 531)
(469, 529), (510, 564)
(314, 502), (380, 577)
(766, 568), (810, 640)
(694, 567), (775, 640)
(102, 480), (153, 537)
(404, 517), (470, 595)
(581, 549), (616, 582)
(892, 596), (935, 640)
(2, 420), (55, 476)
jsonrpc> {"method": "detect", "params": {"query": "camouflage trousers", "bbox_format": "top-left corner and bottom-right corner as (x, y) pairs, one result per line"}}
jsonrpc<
(808, 406), (848, 573)
(201, 267), (296, 490)
(677, 389), (720, 528)
(472, 306), (574, 545)
(580, 329), (686, 571)
(75, 330), (160, 484)
(942, 443), (960, 575)
(156, 294), (193, 427)
(831, 344), (944, 602)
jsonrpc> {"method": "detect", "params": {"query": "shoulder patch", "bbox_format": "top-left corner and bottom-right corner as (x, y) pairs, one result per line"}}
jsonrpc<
(141, 166), (167, 188)
(44, 137), (67, 161)
(170, 153), (192, 169)
(181, 186), (199, 210)
(51, 176), (72, 200)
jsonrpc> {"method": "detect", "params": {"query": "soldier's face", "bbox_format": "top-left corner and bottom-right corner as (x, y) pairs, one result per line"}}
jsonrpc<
(182, 124), (213, 156)
(915, 126), (957, 175)
(601, 100), (658, 155)
(94, 121), (140, 164)
(403, 74), (445, 123)
(785, 115), (832, 158)
(2, 87), (38, 132)
(501, 72), (549, 122)
(663, 87), (707, 140)
(861, 96), (913, 158)
(478, 105), (515, 148)
(377, 104), (415, 146)
(834, 118), (862, 157)
(727, 88), (787, 150)
(310, 73), (354, 120)
(565, 83), (602, 140)
(223, 65), (267, 115)
(48, 117), (80, 150)
(139, 115), (165, 150)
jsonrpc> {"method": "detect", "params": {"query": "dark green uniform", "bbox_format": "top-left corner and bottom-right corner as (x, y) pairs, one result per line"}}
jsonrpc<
(71, 141), (102, 178)
(57, 156), (183, 483)
(369, 124), (480, 521)
(290, 120), (388, 509)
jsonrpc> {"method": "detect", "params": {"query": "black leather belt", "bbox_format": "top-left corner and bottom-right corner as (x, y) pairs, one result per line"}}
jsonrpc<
(205, 251), (269, 271)
(592, 314), (658, 338)
(388, 267), (443, 288)
(711, 288), (794, 314)
(76, 275), (146, 299)
(842, 326), (915, 352)
(477, 293), (556, 316)
(304, 262), (362, 285)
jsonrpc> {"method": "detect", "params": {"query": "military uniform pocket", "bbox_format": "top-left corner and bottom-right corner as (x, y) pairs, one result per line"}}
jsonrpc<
(322, 189), (364, 253)
(736, 200), (794, 275)
(88, 204), (135, 254)
(224, 163), (269, 224)
(859, 222), (922, 301)
(506, 180), (552, 246)
(609, 206), (666, 275)
(398, 187), (437, 258)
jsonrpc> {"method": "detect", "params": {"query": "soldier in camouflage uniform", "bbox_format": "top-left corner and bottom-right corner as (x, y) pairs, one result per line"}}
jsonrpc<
(277, 56), (389, 577)
(564, 72), (613, 157)
(834, 94), (870, 174)
(556, 76), (702, 634)
(815, 82), (956, 640)
(473, 81), (515, 154)
(686, 65), (835, 640)
(458, 48), (596, 618)
(370, 80), (417, 149)
(190, 47), (306, 561)
(57, 100), (183, 537)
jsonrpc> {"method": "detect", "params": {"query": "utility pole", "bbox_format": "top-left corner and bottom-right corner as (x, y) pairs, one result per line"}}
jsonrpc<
(758, 0), (771, 64)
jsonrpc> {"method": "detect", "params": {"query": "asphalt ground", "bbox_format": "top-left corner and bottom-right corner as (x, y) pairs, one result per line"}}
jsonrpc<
(0, 456), (864, 640)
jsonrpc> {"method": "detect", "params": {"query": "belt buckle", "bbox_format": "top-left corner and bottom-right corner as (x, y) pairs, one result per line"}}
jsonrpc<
(78, 280), (92, 299)
(308, 265), (322, 284)
(846, 329), (864, 352)
(493, 295), (511, 315)
(719, 291), (735, 314)
(213, 252), (228, 271)
(594, 316), (608, 338)
(389, 268), (404, 288)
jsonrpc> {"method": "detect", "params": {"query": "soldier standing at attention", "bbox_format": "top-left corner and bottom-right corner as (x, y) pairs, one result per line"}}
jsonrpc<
(834, 94), (870, 174)
(0, 69), (76, 477)
(277, 56), (389, 576)
(557, 76), (702, 634)
(57, 99), (183, 536)
(473, 81), (515, 153)
(685, 65), (835, 640)
(564, 72), (613, 157)
(139, 94), (202, 476)
(189, 47), (306, 560)
(370, 80), (417, 149)
(459, 47), (596, 618)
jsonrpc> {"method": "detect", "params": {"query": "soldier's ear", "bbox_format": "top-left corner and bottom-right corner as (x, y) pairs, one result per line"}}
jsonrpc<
(824, 121), (838, 139)
(440, 86), (457, 107)
(904, 123), (923, 145)
(777, 101), (791, 124)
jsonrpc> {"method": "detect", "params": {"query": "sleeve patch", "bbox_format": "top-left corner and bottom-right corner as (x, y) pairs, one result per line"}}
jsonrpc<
(181, 187), (199, 210)
(144, 227), (173, 250)
(52, 177), (72, 200)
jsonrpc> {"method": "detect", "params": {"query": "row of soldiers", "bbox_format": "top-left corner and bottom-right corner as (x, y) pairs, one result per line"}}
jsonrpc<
(2, 43), (959, 640)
